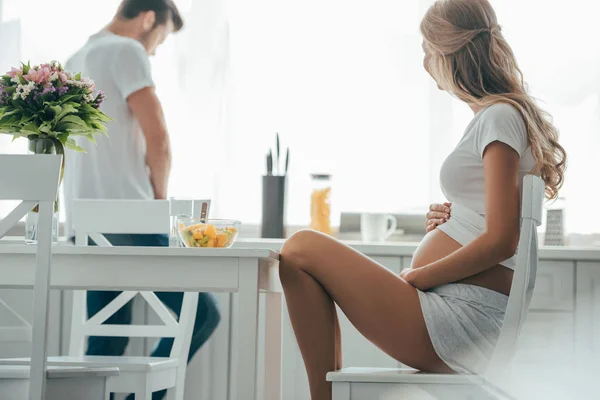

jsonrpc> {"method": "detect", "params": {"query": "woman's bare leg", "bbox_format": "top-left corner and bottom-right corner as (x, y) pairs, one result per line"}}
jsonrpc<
(280, 230), (452, 400)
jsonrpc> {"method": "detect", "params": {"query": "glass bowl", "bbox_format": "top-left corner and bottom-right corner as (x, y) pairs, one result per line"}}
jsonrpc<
(178, 218), (241, 248)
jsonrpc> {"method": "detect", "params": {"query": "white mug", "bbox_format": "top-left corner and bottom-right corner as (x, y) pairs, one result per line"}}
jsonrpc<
(360, 213), (398, 242)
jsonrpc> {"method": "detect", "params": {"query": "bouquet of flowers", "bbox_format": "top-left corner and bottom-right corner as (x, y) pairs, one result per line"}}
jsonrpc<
(0, 61), (111, 154)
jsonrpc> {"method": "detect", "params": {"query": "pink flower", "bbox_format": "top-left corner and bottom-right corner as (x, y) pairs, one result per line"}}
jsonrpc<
(23, 70), (36, 82)
(7, 67), (22, 78)
(58, 71), (68, 84)
(24, 67), (51, 84)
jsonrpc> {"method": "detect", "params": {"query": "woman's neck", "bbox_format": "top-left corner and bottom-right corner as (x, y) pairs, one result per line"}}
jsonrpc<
(469, 104), (484, 115)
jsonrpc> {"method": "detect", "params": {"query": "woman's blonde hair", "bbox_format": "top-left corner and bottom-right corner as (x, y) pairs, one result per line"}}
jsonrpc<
(421, 0), (566, 199)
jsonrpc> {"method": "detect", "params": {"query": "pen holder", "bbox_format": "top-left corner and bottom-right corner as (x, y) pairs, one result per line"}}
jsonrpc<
(261, 175), (287, 238)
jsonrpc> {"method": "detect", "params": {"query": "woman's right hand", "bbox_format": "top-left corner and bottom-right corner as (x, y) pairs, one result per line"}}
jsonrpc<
(425, 202), (451, 233)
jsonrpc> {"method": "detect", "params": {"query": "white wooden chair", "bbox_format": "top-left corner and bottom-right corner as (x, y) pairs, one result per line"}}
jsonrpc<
(1, 199), (200, 400)
(327, 175), (545, 400)
(0, 154), (118, 400)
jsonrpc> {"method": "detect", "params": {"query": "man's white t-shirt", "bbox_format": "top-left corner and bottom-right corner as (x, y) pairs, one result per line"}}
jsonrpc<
(64, 31), (155, 235)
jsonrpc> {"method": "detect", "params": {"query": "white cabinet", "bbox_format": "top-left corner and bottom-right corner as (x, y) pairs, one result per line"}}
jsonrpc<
(575, 262), (600, 366)
(513, 312), (574, 364)
(529, 261), (575, 311)
(512, 261), (576, 371)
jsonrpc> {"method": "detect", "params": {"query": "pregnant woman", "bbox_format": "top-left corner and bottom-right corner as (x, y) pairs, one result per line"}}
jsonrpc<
(279, 0), (567, 399)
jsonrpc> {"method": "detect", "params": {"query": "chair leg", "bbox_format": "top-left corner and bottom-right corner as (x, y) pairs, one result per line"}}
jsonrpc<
(136, 386), (153, 400)
(170, 365), (187, 400)
(332, 382), (351, 400)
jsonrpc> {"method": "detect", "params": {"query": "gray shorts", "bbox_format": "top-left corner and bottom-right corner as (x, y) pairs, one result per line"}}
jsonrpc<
(417, 283), (508, 374)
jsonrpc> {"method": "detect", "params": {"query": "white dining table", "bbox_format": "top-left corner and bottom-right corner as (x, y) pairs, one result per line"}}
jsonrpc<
(0, 244), (282, 400)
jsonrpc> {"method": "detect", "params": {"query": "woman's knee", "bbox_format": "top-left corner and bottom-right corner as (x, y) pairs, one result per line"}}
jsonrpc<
(280, 229), (325, 275)
(282, 229), (316, 259)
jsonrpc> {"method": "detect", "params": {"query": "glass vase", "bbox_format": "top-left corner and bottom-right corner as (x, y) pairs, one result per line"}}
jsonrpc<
(25, 138), (61, 245)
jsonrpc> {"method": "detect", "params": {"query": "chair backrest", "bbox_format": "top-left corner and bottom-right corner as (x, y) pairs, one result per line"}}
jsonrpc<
(0, 154), (62, 400)
(69, 199), (199, 370)
(486, 175), (545, 378)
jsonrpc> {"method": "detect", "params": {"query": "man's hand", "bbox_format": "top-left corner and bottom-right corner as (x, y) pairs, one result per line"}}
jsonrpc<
(127, 87), (171, 199)
(425, 202), (451, 233)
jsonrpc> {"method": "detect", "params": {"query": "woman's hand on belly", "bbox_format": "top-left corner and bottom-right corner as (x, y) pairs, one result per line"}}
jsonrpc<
(425, 202), (452, 233)
(409, 227), (513, 294)
(399, 267), (429, 290)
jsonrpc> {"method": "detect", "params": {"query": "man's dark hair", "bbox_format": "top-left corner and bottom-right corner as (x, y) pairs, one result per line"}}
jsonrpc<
(117, 0), (184, 32)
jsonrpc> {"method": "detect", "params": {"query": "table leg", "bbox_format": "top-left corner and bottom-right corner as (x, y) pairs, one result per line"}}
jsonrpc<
(232, 259), (259, 400)
(264, 291), (282, 400)
(212, 293), (232, 400)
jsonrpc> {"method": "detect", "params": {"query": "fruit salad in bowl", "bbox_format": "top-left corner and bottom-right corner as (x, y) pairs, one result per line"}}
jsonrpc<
(178, 219), (241, 248)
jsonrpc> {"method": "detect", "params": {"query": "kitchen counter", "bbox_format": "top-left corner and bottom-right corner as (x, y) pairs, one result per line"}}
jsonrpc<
(236, 238), (600, 261)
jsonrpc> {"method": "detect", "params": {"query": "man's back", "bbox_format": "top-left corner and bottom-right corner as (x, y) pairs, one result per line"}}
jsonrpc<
(64, 31), (155, 233)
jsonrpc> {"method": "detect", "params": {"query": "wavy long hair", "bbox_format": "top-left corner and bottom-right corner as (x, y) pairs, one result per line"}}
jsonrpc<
(421, 0), (566, 199)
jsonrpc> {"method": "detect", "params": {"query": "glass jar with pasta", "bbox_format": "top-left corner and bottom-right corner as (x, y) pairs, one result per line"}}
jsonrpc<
(309, 174), (333, 235)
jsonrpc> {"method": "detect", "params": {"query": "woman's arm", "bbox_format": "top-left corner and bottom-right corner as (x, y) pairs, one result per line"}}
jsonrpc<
(403, 141), (521, 290)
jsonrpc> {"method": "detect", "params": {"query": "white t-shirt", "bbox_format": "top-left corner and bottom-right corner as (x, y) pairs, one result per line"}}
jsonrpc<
(63, 31), (155, 235)
(437, 103), (536, 269)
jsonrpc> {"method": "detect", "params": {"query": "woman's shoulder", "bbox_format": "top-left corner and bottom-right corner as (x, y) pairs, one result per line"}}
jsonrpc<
(471, 102), (528, 157)
(479, 102), (526, 129)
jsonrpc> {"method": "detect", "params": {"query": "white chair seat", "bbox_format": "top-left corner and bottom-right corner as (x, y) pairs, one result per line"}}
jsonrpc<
(0, 356), (178, 372)
(0, 365), (120, 379)
(0, 365), (118, 400)
(327, 367), (483, 385)
(0, 356), (178, 397)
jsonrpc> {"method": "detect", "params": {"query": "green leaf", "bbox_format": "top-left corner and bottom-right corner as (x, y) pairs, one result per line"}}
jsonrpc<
(1, 109), (21, 118)
(19, 113), (33, 125)
(39, 122), (52, 134)
(22, 62), (30, 75)
(11, 133), (29, 142)
(65, 138), (86, 152)
(56, 132), (69, 145)
(20, 123), (39, 135)
(85, 133), (97, 143)
(18, 75), (26, 85)
(55, 104), (77, 121)
(0, 113), (18, 125)
(59, 114), (87, 127)
(50, 105), (62, 117)
(56, 122), (83, 131)
(62, 101), (82, 108)
(80, 103), (97, 113)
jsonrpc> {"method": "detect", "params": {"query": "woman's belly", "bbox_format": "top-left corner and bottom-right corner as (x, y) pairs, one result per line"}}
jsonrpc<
(411, 228), (513, 296)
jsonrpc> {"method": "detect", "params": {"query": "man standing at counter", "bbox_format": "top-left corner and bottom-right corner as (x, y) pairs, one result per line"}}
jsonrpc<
(64, 1), (220, 399)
